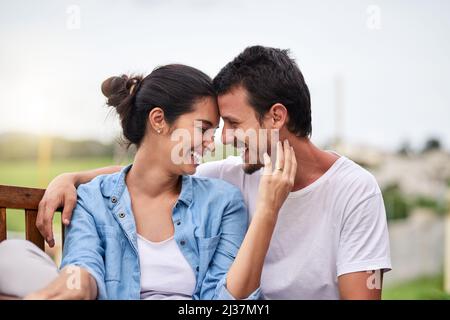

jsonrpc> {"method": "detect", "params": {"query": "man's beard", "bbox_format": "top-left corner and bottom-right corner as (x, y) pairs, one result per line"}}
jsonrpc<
(242, 162), (264, 174)
(234, 137), (265, 174)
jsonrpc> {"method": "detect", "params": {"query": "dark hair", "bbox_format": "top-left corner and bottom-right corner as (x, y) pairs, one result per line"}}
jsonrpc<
(102, 64), (216, 147)
(213, 45), (312, 137)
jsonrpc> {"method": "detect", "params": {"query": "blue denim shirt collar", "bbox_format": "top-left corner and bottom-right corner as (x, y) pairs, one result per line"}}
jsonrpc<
(106, 164), (193, 209)
(105, 164), (194, 252)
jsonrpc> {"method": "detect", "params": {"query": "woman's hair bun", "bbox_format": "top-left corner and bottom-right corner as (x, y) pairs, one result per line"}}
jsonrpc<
(101, 76), (126, 100)
(101, 75), (142, 108)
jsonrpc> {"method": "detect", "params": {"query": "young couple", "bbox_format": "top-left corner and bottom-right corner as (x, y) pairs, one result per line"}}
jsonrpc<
(0, 46), (391, 300)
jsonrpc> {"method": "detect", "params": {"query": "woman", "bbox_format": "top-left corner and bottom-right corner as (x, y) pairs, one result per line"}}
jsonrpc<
(0, 64), (296, 300)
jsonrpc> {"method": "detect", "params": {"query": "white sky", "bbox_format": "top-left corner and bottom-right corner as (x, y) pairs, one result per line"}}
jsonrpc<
(0, 0), (449, 151)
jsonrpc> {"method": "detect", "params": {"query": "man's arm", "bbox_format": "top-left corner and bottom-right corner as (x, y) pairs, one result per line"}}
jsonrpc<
(336, 186), (391, 300)
(36, 165), (122, 247)
(338, 270), (384, 300)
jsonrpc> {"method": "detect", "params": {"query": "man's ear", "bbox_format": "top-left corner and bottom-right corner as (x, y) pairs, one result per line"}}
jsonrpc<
(268, 103), (288, 129)
(148, 107), (167, 134)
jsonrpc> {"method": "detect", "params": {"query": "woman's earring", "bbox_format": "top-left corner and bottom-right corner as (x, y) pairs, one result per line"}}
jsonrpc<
(157, 128), (162, 134)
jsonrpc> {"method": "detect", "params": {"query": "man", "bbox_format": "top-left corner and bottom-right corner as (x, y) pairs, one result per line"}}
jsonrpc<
(37, 46), (391, 299)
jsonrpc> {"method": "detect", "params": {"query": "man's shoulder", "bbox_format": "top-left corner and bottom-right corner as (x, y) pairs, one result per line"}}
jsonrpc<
(334, 156), (381, 196)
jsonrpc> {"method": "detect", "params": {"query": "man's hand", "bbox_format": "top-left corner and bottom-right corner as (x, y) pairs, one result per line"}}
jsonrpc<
(36, 165), (123, 247)
(37, 173), (78, 247)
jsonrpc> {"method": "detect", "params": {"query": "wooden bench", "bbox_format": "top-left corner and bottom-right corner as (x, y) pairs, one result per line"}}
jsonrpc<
(0, 184), (64, 299)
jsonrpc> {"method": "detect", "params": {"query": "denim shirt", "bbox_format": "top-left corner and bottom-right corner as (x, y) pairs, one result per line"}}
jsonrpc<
(60, 164), (261, 300)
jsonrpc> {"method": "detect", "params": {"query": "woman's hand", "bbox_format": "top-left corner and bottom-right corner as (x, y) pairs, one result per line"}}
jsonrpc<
(225, 139), (297, 299)
(256, 139), (297, 216)
(23, 266), (97, 300)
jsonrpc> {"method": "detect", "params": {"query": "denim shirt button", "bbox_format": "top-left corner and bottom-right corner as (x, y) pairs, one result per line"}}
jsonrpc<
(176, 221), (181, 226)
(111, 196), (118, 204)
(118, 212), (125, 218)
(196, 266), (199, 272)
(180, 240), (186, 246)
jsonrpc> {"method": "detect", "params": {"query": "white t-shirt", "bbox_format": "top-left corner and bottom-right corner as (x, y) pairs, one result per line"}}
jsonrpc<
(137, 234), (196, 300)
(196, 154), (391, 299)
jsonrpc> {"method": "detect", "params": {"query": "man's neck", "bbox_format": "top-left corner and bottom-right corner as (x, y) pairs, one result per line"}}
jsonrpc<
(288, 137), (340, 192)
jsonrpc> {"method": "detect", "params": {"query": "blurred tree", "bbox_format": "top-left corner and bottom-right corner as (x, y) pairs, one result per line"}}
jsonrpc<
(398, 140), (413, 156)
(383, 184), (410, 220)
(422, 137), (442, 153)
(0, 132), (114, 160)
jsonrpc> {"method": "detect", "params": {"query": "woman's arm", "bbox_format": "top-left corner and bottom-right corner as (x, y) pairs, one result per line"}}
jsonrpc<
(24, 266), (97, 300)
(226, 140), (297, 299)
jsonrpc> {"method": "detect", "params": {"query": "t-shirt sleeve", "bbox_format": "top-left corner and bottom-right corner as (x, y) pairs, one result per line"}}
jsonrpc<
(336, 192), (392, 277)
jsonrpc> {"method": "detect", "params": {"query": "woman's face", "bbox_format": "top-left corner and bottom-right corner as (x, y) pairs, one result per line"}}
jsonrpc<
(163, 96), (220, 175)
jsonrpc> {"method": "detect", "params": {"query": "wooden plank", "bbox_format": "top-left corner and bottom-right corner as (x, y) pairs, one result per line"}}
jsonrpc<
(25, 209), (44, 251)
(0, 185), (45, 210)
(0, 294), (20, 300)
(0, 207), (6, 242)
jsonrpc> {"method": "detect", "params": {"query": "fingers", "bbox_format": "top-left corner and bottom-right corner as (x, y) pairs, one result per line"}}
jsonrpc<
(62, 195), (76, 226)
(274, 141), (284, 173)
(37, 199), (57, 247)
(262, 152), (272, 176)
(289, 146), (297, 185)
(43, 203), (57, 247)
(282, 140), (292, 180)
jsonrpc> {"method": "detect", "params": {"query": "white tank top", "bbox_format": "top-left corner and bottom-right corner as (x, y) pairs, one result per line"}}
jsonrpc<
(137, 234), (196, 300)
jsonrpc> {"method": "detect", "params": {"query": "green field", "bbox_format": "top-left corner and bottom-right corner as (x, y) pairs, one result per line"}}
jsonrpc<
(383, 275), (450, 300)
(0, 157), (122, 232)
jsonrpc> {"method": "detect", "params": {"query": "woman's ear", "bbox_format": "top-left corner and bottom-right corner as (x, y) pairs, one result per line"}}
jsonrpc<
(148, 107), (167, 134)
(268, 103), (288, 129)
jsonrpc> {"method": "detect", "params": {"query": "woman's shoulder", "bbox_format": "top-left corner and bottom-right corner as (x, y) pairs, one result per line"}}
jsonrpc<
(187, 175), (248, 225)
(190, 175), (243, 199)
(189, 175), (247, 212)
(76, 170), (125, 204)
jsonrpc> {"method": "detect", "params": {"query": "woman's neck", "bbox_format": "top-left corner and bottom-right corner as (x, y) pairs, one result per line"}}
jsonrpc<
(126, 144), (181, 199)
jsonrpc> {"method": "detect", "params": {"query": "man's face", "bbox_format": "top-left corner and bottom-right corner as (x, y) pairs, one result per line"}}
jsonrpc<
(218, 86), (276, 174)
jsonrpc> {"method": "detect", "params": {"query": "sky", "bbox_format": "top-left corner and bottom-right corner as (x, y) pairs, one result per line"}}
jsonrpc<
(0, 0), (449, 151)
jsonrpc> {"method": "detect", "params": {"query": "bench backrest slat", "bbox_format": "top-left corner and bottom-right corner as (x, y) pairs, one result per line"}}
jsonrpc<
(0, 185), (57, 251)
(0, 207), (6, 242)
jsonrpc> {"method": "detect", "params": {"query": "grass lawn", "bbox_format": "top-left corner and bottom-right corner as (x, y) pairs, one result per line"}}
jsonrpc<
(0, 157), (121, 232)
(383, 275), (450, 300)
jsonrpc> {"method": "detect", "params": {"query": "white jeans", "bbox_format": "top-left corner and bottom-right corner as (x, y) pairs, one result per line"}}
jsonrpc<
(0, 239), (59, 297)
